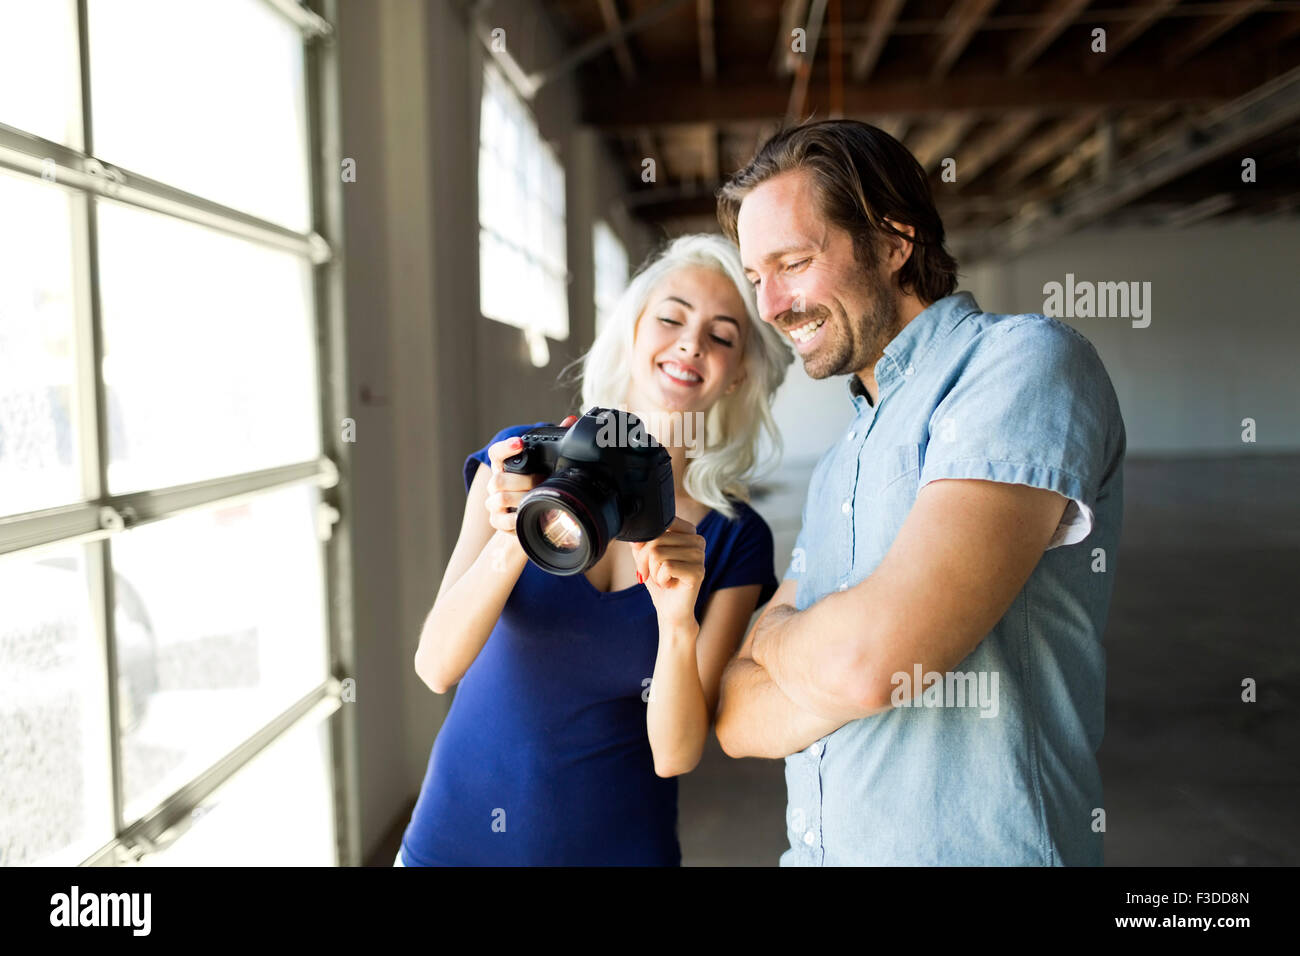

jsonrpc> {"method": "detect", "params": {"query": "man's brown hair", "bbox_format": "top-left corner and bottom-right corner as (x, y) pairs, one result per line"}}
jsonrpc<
(716, 119), (958, 304)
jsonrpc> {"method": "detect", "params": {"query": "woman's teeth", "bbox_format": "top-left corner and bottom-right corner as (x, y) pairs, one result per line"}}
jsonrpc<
(660, 361), (702, 384)
(789, 316), (826, 344)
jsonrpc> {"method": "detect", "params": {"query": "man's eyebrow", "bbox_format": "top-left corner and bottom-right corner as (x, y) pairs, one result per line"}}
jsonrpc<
(661, 296), (741, 330)
(742, 245), (813, 272)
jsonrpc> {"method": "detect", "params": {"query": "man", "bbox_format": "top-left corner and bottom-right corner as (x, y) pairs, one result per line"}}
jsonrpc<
(714, 120), (1125, 866)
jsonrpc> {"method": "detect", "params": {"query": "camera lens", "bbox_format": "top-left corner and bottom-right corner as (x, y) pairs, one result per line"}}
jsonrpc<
(515, 468), (621, 575)
(538, 508), (583, 552)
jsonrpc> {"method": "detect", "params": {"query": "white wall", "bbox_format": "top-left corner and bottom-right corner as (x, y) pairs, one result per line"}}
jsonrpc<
(961, 219), (1300, 455)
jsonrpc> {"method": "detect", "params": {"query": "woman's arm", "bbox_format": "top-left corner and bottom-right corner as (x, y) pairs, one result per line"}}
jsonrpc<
(413, 447), (535, 693)
(645, 584), (762, 777)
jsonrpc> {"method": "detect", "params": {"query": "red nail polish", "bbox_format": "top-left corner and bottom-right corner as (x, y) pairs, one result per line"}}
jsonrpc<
(637, 572), (643, 584)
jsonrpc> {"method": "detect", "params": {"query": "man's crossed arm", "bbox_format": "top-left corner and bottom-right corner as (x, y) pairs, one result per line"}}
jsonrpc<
(714, 478), (1069, 759)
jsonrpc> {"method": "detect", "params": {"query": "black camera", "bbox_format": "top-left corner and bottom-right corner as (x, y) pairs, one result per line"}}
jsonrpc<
(502, 407), (675, 575)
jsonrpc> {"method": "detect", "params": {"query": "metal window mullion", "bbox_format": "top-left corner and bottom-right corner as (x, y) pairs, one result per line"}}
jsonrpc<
(307, 0), (360, 869)
(80, 678), (343, 865)
(0, 124), (330, 265)
(260, 0), (333, 40)
(0, 459), (337, 559)
(74, 0), (129, 847)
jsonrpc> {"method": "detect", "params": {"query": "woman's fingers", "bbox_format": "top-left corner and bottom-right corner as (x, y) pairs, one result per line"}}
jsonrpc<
(486, 436), (524, 470)
(653, 559), (704, 588)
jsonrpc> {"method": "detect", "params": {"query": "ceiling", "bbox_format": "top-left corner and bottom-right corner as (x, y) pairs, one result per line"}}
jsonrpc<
(521, 0), (1300, 261)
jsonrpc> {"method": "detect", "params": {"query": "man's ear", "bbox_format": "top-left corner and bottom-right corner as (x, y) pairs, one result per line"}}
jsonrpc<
(881, 219), (916, 276)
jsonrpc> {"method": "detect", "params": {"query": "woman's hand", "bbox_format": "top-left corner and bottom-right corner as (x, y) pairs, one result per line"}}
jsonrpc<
(631, 516), (707, 629)
(483, 415), (578, 537)
(484, 437), (543, 537)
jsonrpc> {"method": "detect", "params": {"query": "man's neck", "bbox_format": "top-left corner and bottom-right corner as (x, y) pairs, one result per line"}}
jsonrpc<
(854, 292), (932, 404)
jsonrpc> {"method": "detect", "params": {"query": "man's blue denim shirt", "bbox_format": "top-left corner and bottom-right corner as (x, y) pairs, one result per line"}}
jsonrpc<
(780, 290), (1126, 866)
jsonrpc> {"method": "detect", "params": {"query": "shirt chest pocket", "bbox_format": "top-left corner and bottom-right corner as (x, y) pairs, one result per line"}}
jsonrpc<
(852, 442), (922, 572)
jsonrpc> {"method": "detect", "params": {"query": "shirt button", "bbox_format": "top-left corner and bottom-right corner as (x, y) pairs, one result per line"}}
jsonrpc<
(810, 742), (822, 757)
(837, 582), (848, 591)
(846, 430), (855, 442)
(803, 830), (816, 846)
(840, 499), (851, 514)
(905, 364), (916, 376)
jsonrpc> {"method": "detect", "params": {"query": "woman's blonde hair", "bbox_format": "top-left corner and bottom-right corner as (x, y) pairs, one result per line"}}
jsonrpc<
(561, 233), (793, 521)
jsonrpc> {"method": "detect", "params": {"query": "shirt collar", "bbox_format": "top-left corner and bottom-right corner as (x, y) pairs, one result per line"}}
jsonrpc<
(846, 290), (980, 409)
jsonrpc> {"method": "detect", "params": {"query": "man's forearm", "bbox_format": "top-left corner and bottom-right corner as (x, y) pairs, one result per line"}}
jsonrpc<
(715, 655), (845, 759)
(752, 589), (888, 724)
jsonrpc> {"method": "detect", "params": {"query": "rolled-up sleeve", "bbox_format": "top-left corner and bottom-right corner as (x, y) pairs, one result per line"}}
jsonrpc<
(918, 316), (1124, 549)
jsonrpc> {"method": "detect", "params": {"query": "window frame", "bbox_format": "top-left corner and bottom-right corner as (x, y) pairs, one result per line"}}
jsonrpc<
(477, 57), (569, 345)
(0, 0), (356, 866)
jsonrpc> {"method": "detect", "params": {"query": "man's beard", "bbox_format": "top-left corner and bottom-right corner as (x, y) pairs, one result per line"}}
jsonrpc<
(802, 272), (901, 380)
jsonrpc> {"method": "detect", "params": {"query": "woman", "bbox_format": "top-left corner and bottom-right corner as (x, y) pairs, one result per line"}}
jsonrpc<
(396, 233), (793, 865)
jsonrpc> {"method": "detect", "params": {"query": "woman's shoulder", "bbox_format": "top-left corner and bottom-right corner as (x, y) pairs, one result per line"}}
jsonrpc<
(709, 496), (774, 540)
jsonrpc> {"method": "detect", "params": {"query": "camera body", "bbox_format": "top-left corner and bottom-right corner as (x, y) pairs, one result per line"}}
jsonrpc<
(502, 407), (675, 575)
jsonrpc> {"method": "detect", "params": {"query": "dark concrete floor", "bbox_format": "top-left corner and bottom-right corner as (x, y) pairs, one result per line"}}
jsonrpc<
(677, 454), (1300, 866)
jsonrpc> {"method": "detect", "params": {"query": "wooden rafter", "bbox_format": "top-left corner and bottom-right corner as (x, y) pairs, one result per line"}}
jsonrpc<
(1085, 0), (1179, 73)
(1164, 0), (1268, 67)
(851, 0), (905, 83)
(698, 0), (716, 82)
(909, 113), (978, 172)
(953, 110), (1040, 186)
(1007, 0), (1092, 75)
(596, 0), (638, 82)
(998, 110), (1102, 186)
(931, 0), (998, 80)
(583, 58), (1267, 126)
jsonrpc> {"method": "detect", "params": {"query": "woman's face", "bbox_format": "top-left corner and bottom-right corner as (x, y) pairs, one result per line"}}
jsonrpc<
(627, 265), (750, 420)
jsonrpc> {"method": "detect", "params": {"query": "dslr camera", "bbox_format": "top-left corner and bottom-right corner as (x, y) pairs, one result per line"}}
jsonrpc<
(502, 407), (675, 575)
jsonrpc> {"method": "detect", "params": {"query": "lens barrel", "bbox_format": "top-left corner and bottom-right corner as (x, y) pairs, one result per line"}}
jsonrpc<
(514, 468), (621, 575)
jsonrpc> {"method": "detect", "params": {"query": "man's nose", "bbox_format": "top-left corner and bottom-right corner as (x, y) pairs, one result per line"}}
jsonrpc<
(757, 279), (789, 327)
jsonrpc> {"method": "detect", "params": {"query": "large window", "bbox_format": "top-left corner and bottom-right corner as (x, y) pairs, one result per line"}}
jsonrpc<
(593, 219), (629, 335)
(478, 59), (568, 350)
(0, 0), (347, 866)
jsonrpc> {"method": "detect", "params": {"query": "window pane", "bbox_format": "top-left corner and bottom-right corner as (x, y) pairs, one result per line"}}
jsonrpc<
(136, 714), (335, 866)
(0, 545), (115, 865)
(87, 0), (311, 231)
(0, 0), (81, 147)
(109, 484), (329, 823)
(96, 201), (320, 493)
(0, 170), (83, 516)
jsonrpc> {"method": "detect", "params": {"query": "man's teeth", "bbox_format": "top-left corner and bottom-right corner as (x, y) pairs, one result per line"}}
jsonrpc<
(789, 317), (826, 343)
(661, 362), (702, 383)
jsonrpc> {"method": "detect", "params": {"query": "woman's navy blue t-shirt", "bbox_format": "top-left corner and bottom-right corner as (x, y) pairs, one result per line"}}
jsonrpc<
(400, 421), (779, 866)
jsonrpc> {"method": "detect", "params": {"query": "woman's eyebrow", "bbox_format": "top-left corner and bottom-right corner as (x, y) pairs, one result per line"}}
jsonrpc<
(661, 297), (740, 330)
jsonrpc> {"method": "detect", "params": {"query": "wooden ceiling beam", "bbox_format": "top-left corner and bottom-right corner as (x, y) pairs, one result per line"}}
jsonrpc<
(1007, 0), (1091, 75)
(596, 0), (638, 83)
(851, 0), (905, 83)
(698, 0), (717, 82)
(952, 110), (1040, 186)
(931, 0), (998, 80)
(1164, 0), (1268, 68)
(773, 0), (810, 75)
(1085, 0), (1178, 73)
(582, 58), (1269, 126)
(909, 113), (978, 172)
(998, 109), (1102, 186)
